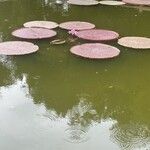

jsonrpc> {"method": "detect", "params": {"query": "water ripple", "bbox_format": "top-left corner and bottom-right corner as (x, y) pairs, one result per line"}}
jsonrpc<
(64, 127), (89, 143)
(42, 110), (58, 121)
(110, 123), (150, 150)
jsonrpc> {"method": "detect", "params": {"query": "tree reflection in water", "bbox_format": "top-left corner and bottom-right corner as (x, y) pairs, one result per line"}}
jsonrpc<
(44, 0), (69, 15)
(0, 75), (150, 149)
(0, 76), (116, 149)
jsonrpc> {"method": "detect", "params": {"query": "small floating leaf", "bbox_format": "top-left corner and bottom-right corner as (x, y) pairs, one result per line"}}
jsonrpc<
(70, 43), (120, 59)
(50, 39), (66, 45)
(0, 41), (39, 55)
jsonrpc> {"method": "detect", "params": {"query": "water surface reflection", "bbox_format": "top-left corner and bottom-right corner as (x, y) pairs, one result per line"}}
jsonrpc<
(0, 0), (150, 149)
(0, 75), (150, 150)
(0, 76), (117, 149)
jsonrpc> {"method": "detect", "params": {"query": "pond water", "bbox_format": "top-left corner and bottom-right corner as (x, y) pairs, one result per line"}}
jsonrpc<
(0, 0), (150, 150)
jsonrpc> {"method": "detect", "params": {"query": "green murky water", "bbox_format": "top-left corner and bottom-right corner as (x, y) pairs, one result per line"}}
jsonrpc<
(0, 0), (150, 150)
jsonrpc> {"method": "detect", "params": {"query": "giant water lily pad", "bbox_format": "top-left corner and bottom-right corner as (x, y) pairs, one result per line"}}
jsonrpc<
(123, 0), (150, 6)
(75, 29), (119, 41)
(67, 0), (99, 6)
(70, 43), (120, 59)
(12, 28), (57, 39)
(23, 21), (58, 29)
(99, 1), (125, 6)
(118, 37), (150, 49)
(59, 21), (95, 30)
(0, 41), (39, 55)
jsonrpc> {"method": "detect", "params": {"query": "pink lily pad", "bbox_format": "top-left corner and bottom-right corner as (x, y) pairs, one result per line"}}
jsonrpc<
(99, 1), (126, 6)
(123, 0), (150, 6)
(0, 41), (39, 55)
(75, 29), (119, 41)
(12, 28), (57, 39)
(118, 37), (150, 49)
(23, 21), (58, 29)
(70, 43), (120, 59)
(59, 21), (95, 31)
(67, 0), (99, 6)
